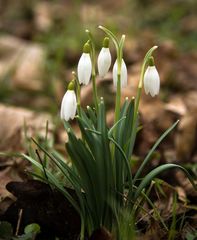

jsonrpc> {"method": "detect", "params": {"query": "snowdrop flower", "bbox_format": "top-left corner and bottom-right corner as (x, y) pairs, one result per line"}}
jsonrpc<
(113, 59), (127, 88)
(77, 43), (92, 85)
(60, 81), (77, 121)
(97, 37), (111, 77)
(143, 57), (160, 97)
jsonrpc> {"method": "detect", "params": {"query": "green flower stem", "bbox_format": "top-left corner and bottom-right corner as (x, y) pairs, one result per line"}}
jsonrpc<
(133, 50), (153, 125)
(98, 25), (122, 124)
(92, 73), (98, 112)
(80, 218), (85, 240)
(86, 30), (99, 112)
(128, 46), (158, 157)
(114, 35), (125, 124)
(72, 71), (81, 117)
(114, 73), (121, 124)
(136, 46), (158, 113)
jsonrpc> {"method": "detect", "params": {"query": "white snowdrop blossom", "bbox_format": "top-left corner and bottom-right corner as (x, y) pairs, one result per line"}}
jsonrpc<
(143, 66), (160, 97)
(97, 47), (111, 77)
(112, 59), (127, 88)
(60, 90), (77, 121)
(77, 43), (92, 85)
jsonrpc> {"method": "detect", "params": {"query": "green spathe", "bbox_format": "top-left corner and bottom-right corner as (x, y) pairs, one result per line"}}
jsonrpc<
(68, 80), (75, 90)
(103, 37), (110, 48)
(83, 42), (91, 53)
(148, 56), (155, 66)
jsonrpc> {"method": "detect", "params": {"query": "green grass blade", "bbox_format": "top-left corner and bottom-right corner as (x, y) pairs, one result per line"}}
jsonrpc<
(168, 193), (177, 240)
(140, 190), (168, 231)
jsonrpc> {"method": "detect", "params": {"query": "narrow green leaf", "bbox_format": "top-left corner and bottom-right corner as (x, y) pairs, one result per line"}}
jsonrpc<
(66, 136), (100, 222)
(109, 137), (133, 197)
(134, 164), (197, 201)
(108, 116), (126, 138)
(31, 138), (82, 190)
(80, 108), (94, 129)
(87, 106), (97, 126)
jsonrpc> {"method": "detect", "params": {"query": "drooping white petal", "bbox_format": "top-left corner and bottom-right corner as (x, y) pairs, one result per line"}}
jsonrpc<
(97, 47), (111, 77)
(77, 53), (92, 85)
(112, 59), (127, 88)
(144, 66), (160, 97)
(60, 90), (77, 121)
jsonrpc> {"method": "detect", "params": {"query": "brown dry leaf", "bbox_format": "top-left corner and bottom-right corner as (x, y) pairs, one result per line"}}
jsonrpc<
(80, 4), (107, 25)
(34, 1), (71, 32)
(174, 53), (197, 91)
(175, 186), (187, 203)
(0, 104), (53, 152)
(181, 220), (197, 239)
(165, 95), (187, 116)
(136, 98), (175, 156)
(154, 184), (174, 219)
(140, 97), (175, 131)
(184, 91), (197, 114)
(175, 171), (197, 197)
(0, 166), (22, 214)
(164, 149), (177, 163)
(137, 221), (166, 240)
(34, 2), (53, 31)
(155, 42), (197, 92)
(0, 35), (25, 77)
(175, 114), (197, 162)
(0, 35), (45, 91)
(13, 44), (45, 90)
(0, 167), (21, 200)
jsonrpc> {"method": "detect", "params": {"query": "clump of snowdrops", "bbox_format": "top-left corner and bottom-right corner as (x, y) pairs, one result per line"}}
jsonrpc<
(24, 26), (196, 240)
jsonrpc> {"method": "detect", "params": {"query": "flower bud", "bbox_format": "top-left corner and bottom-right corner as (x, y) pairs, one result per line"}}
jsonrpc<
(143, 57), (160, 97)
(112, 59), (127, 88)
(60, 82), (77, 121)
(97, 37), (111, 77)
(77, 43), (92, 85)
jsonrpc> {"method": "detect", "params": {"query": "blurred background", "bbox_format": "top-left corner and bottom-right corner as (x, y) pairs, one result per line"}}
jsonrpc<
(0, 0), (196, 176)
